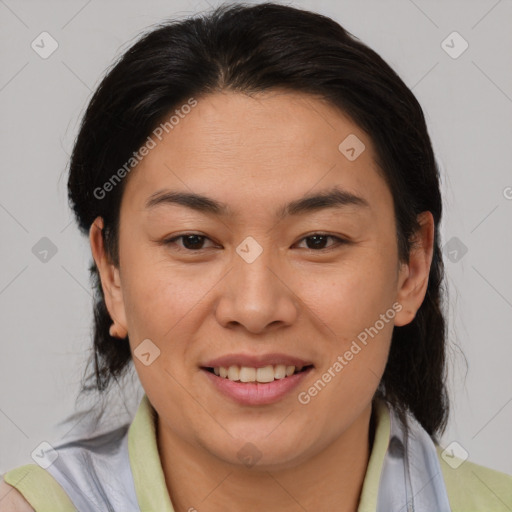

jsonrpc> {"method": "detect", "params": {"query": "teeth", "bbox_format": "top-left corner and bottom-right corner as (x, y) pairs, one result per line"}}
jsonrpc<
(239, 367), (256, 382)
(256, 366), (275, 383)
(212, 364), (308, 383)
(274, 364), (286, 379)
(227, 366), (240, 381)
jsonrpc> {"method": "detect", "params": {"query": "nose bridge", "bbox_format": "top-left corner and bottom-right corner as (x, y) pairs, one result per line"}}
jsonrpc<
(234, 233), (280, 300)
(215, 233), (297, 332)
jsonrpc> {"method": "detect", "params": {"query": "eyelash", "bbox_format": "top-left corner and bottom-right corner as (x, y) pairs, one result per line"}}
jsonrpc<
(162, 233), (350, 253)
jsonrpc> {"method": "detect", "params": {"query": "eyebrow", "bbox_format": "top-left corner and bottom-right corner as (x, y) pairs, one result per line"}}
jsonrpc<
(145, 186), (370, 220)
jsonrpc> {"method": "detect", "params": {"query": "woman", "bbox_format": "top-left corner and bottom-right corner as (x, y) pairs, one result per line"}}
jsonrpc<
(2, 2), (511, 511)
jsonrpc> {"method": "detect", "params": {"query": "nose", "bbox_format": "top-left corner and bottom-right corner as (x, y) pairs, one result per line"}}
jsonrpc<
(214, 242), (299, 334)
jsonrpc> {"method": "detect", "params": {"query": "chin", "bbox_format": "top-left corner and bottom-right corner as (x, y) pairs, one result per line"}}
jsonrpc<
(205, 429), (314, 471)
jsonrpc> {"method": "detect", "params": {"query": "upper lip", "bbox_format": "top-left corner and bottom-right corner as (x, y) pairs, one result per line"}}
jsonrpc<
(202, 353), (314, 369)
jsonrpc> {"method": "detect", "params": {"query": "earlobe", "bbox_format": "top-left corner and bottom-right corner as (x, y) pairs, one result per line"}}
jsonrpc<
(394, 211), (435, 327)
(89, 217), (128, 338)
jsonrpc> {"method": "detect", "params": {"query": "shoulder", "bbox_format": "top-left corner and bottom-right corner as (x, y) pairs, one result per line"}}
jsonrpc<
(436, 445), (512, 511)
(0, 477), (35, 512)
(2, 464), (76, 512)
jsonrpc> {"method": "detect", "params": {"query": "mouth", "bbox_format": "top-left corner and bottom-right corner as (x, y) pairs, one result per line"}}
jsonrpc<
(202, 364), (314, 383)
(200, 359), (314, 405)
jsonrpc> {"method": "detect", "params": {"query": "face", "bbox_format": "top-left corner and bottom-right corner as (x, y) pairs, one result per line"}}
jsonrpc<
(91, 90), (433, 470)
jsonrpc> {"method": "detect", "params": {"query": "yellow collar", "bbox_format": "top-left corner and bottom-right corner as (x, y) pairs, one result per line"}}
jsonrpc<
(128, 394), (390, 511)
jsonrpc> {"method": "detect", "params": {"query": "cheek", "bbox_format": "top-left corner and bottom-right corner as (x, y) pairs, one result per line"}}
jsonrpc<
(123, 277), (199, 360)
(119, 246), (226, 384)
(119, 238), (201, 333)
(120, 258), (201, 409)
(297, 253), (398, 340)
(301, 298), (394, 422)
(295, 247), (397, 403)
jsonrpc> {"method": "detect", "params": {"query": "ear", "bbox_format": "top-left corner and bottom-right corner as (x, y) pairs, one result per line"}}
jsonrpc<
(394, 211), (435, 327)
(89, 216), (128, 337)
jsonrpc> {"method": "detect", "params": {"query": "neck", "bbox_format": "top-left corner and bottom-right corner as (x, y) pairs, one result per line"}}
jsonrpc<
(157, 404), (374, 512)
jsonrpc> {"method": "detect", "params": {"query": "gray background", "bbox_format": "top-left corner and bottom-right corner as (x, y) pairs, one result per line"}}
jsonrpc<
(1, 0), (511, 477)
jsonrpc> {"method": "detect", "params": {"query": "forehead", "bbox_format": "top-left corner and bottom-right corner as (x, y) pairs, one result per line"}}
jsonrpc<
(121, 90), (392, 220)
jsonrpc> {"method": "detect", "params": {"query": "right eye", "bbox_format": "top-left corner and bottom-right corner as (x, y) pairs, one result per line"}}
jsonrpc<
(162, 233), (217, 252)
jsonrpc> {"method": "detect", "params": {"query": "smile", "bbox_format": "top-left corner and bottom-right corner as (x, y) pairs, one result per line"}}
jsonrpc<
(205, 364), (313, 383)
(201, 364), (314, 405)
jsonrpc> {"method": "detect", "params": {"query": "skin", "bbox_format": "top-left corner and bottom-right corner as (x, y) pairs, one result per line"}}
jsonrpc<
(0, 479), (35, 511)
(90, 90), (434, 512)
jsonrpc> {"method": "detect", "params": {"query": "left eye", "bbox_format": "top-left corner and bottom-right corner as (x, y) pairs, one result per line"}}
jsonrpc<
(163, 233), (348, 252)
(295, 234), (348, 251)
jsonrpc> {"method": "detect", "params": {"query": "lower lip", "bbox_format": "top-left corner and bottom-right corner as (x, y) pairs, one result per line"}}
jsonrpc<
(201, 367), (313, 406)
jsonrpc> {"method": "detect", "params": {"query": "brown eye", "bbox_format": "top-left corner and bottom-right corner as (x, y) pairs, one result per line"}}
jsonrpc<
(296, 234), (349, 251)
(163, 233), (215, 251)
